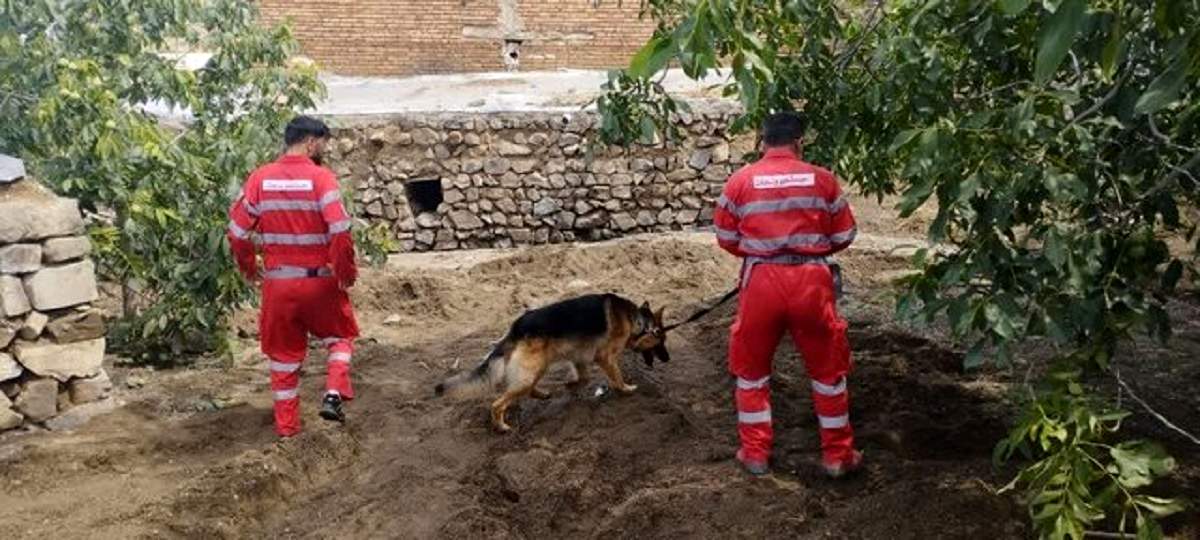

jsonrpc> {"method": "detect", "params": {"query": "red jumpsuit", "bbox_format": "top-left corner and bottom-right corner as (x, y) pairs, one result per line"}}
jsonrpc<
(227, 154), (360, 437)
(713, 146), (858, 468)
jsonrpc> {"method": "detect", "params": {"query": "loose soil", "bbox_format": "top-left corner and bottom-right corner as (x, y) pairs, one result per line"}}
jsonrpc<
(2, 197), (1197, 539)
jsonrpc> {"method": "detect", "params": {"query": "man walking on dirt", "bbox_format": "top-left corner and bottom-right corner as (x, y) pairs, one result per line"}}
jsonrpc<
(227, 115), (360, 437)
(713, 111), (862, 477)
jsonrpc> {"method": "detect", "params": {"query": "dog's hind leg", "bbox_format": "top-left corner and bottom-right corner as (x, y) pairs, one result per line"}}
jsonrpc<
(596, 346), (637, 394)
(490, 343), (548, 432)
(565, 357), (591, 390)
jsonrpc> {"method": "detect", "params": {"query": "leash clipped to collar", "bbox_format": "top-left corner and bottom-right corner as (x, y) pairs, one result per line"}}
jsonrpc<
(663, 287), (740, 332)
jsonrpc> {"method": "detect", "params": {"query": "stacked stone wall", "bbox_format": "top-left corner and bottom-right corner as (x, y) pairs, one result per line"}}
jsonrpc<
(325, 108), (754, 251)
(0, 155), (109, 433)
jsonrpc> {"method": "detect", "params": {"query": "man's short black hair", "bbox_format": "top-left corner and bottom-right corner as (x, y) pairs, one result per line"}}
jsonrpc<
(284, 115), (330, 146)
(761, 111), (808, 147)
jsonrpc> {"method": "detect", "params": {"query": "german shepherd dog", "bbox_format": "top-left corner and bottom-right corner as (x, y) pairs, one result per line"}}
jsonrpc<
(434, 293), (670, 432)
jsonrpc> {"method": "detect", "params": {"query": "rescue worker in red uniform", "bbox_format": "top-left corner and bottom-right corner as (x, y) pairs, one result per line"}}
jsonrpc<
(713, 112), (862, 477)
(227, 116), (360, 437)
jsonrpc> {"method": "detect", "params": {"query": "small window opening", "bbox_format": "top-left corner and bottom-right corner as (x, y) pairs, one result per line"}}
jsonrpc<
(405, 178), (443, 214)
(503, 39), (522, 71)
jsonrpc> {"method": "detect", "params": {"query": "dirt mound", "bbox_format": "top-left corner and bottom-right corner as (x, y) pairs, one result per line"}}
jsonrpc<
(2, 232), (1198, 539)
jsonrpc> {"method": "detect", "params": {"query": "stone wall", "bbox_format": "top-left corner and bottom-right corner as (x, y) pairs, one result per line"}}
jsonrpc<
(325, 108), (753, 251)
(260, 0), (654, 77)
(0, 155), (109, 433)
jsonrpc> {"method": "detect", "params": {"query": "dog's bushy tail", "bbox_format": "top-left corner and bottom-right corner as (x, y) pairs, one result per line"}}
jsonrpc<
(434, 336), (511, 398)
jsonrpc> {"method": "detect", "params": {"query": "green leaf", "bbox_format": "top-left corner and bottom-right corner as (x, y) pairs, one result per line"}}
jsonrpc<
(1136, 495), (1188, 518)
(628, 35), (676, 79)
(998, 0), (1032, 16)
(1134, 54), (1190, 114)
(888, 128), (923, 153)
(1110, 441), (1176, 489)
(1034, 0), (1088, 85)
(1136, 513), (1164, 540)
(1100, 17), (1125, 81)
(985, 302), (1017, 340)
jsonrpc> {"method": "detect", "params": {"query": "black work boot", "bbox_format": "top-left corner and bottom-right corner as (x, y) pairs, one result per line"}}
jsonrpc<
(318, 393), (345, 423)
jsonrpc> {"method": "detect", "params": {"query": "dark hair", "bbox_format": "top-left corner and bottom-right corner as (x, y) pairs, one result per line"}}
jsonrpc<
(284, 115), (330, 146)
(761, 112), (808, 147)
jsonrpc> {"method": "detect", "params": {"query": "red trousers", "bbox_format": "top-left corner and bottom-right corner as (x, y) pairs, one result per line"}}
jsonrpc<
(729, 263), (855, 465)
(260, 275), (359, 437)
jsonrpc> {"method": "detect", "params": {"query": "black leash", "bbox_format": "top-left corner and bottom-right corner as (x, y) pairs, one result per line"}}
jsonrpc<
(660, 262), (845, 332)
(663, 287), (740, 332)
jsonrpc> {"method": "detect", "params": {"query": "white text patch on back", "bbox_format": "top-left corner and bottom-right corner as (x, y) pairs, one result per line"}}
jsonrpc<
(753, 173), (815, 189)
(263, 179), (313, 192)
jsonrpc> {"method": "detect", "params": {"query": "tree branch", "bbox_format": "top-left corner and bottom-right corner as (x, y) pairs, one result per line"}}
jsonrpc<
(1114, 364), (1200, 447)
(835, 0), (884, 73)
(1061, 67), (1132, 133)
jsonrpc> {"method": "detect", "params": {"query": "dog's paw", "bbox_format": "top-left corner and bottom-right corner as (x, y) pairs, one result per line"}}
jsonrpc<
(617, 384), (638, 395)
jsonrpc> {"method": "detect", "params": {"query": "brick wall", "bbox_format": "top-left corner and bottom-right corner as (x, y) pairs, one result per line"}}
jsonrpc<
(258, 0), (655, 77)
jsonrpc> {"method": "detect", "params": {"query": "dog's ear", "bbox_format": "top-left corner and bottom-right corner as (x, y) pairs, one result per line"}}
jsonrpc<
(640, 301), (651, 311)
(654, 307), (665, 326)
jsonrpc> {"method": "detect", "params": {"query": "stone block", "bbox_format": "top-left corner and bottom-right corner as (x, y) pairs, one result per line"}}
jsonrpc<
(497, 140), (532, 157)
(0, 276), (31, 318)
(0, 153), (25, 184)
(0, 244), (42, 274)
(0, 196), (85, 244)
(611, 213), (638, 231)
(69, 368), (113, 405)
(46, 308), (106, 343)
(41, 236), (92, 264)
(19, 311), (48, 340)
(0, 352), (21, 382)
(533, 198), (560, 217)
(0, 401), (21, 431)
(688, 149), (713, 170)
(12, 337), (105, 382)
(23, 260), (98, 311)
(14, 377), (57, 422)
(484, 158), (511, 175)
(449, 210), (484, 230)
(677, 209), (701, 225)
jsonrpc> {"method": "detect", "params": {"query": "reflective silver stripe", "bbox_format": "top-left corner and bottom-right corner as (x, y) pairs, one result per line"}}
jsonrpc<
(741, 253), (834, 287)
(228, 221), (250, 239)
(738, 409), (772, 424)
(327, 219), (352, 234)
(721, 195), (847, 218)
(830, 227), (857, 245)
(740, 233), (831, 252)
(811, 377), (846, 396)
(243, 199), (261, 216)
(736, 376), (770, 390)
(715, 226), (741, 243)
(818, 414), (849, 429)
(318, 190), (342, 208)
(263, 266), (332, 280)
(737, 196), (838, 217)
(321, 337), (345, 346)
(259, 232), (329, 245)
(273, 387), (299, 401)
(328, 352), (351, 364)
(258, 199), (321, 212)
(270, 361), (301, 373)
(717, 195), (740, 214)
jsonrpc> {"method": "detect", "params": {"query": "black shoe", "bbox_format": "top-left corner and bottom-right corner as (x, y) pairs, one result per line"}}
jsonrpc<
(319, 393), (345, 423)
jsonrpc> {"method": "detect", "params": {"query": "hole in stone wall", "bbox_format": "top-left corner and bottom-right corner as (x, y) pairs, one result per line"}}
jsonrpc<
(404, 178), (443, 214)
(503, 39), (522, 71)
